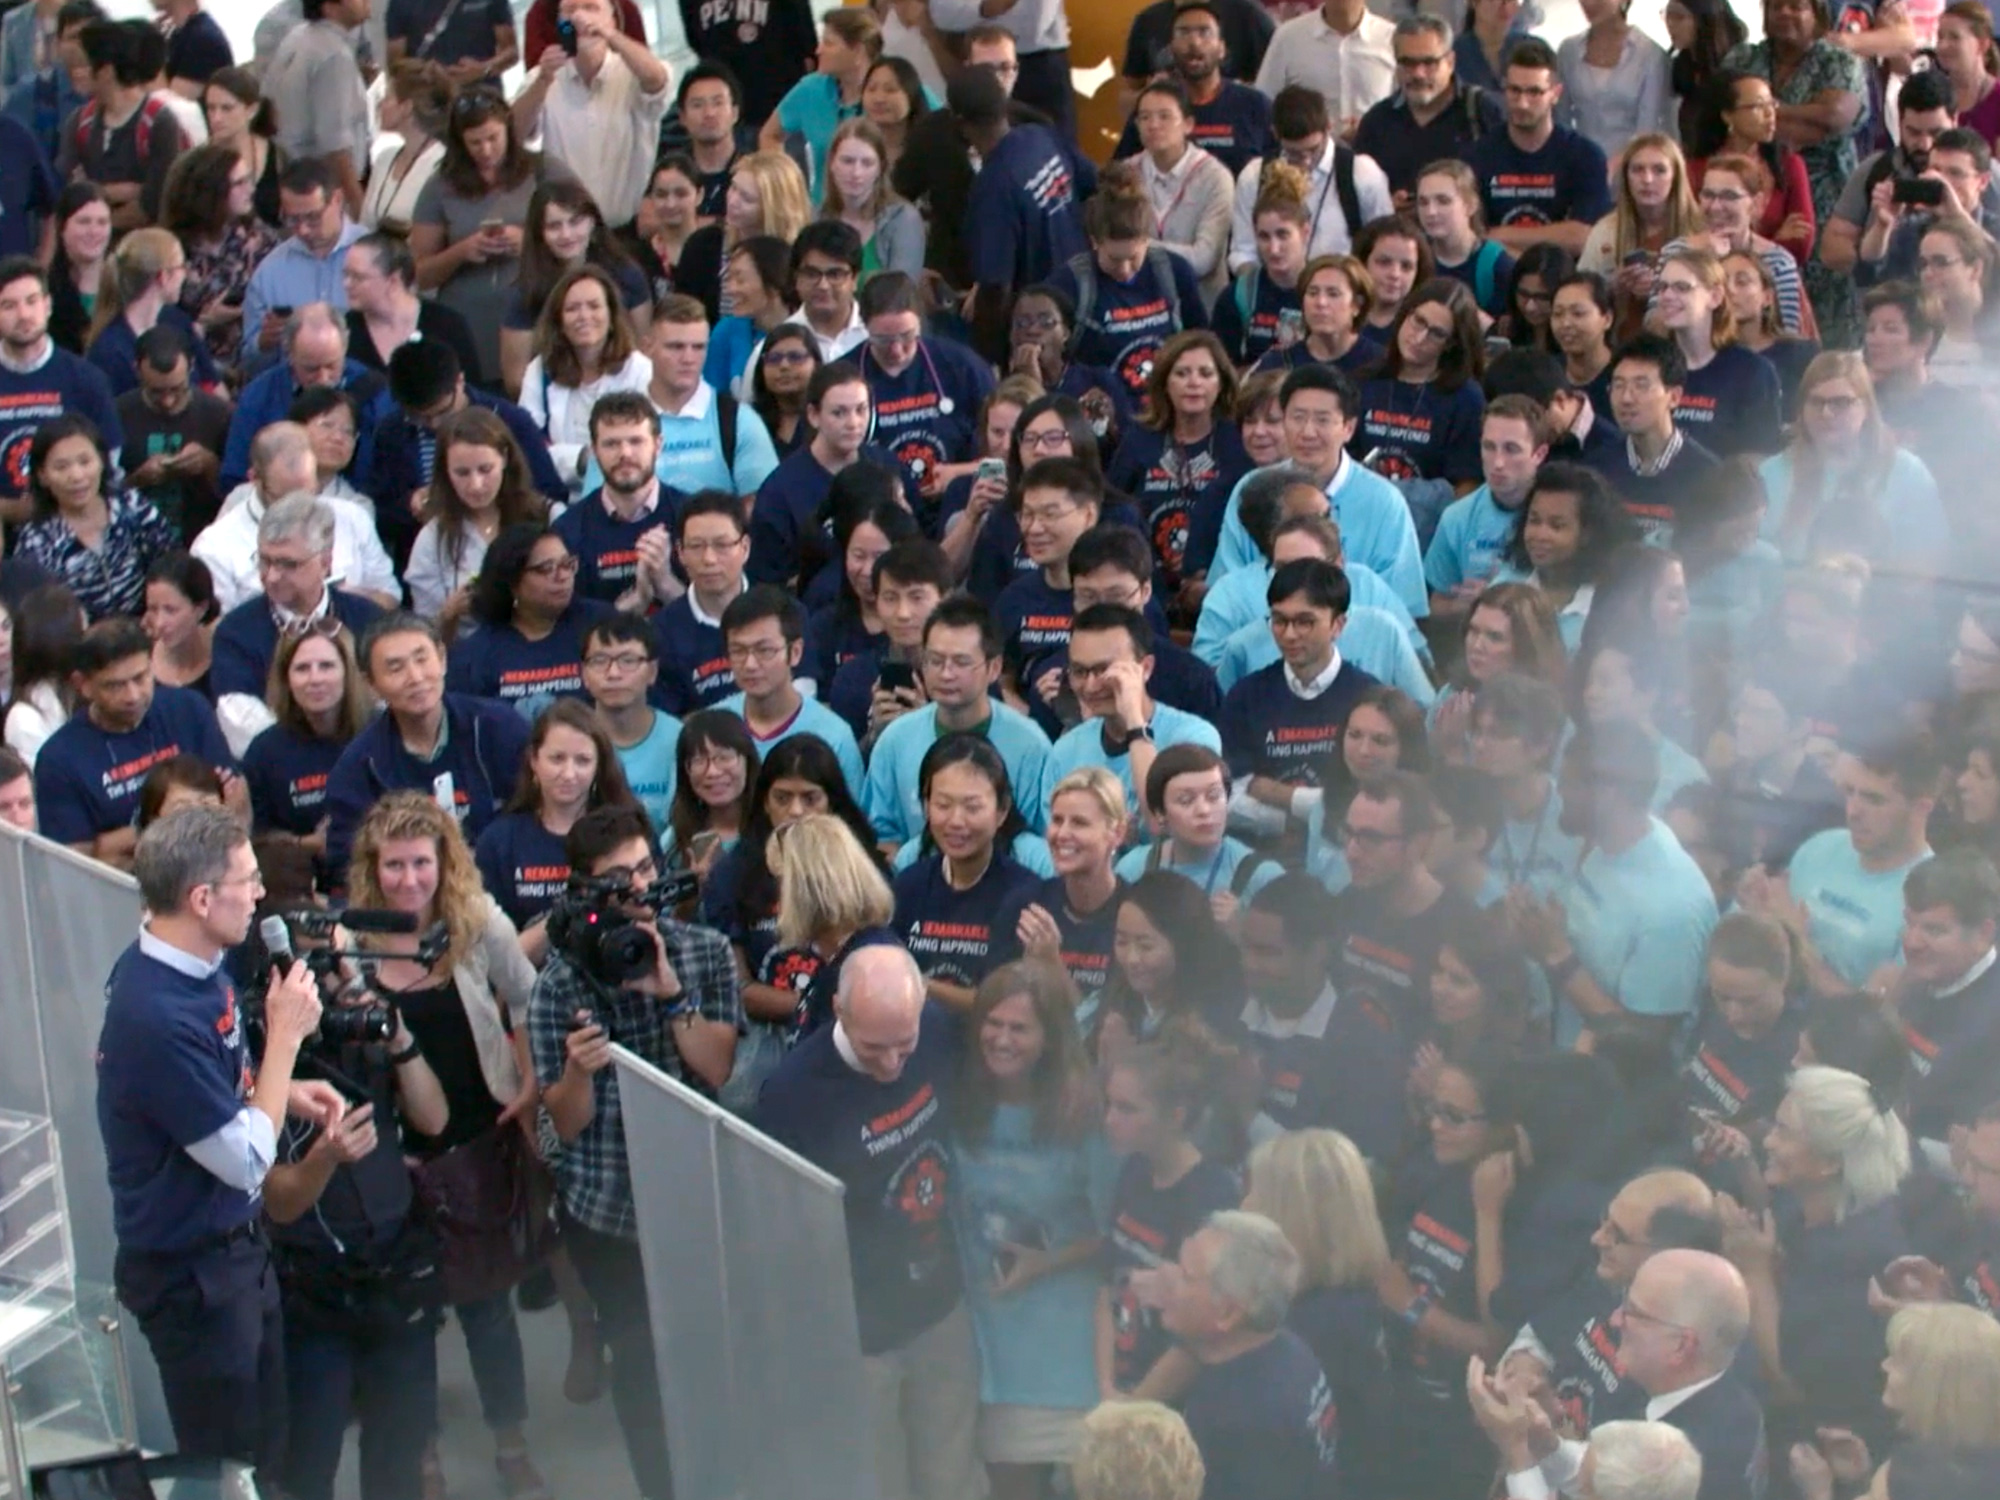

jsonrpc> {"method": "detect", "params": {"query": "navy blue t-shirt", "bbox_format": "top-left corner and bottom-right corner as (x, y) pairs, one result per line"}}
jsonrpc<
(1581, 434), (1722, 544)
(751, 1002), (966, 1355)
(1675, 344), (1784, 458)
(35, 686), (235, 844)
(242, 722), (346, 837)
(964, 123), (1088, 289)
(1106, 422), (1252, 585)
(1180, 1330), (1340, 1500)
(993, 570), (1074, 689)
(1211, 268), (1300, 369)
(0, 113), (60, 262)
(1901, 962), (2000, 1143)
(748, 441), (906, 594)
(1535, 1277), (1646, 1438)
(1352, 376), (1486, 483)
(1049, 249), (1211, 401)
(1113, 81), (1276, 178)
(701, 841), (783, 981)
(1468, 126), (1613, 228)
(444, 597), (615, 709)
(210, 589), (385, 702)
(963, 497), (1149, 604)
(892, 852), (1044, 989)
(805, 604), (880, 691)
(1251, 327), (1383, 380)
(97, 939), (260, 1253)
(552, 490), (685, 606)
(990, 875), (1125, 1007)
(473, 812), (570, 931)
(826, 642), (894, 741)
(1682, 1003), (1804, 1129)
(1106, 1153), (1242, 1388)
(1218, 658), (1380, 783)
(650, 592), (739, 715)
(858, 339), (994, 499)
(1244, 987), (1408, 1164)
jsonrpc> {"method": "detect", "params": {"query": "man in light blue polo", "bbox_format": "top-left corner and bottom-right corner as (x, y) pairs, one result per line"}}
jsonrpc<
(582, 292), (778, 503)
(864, 595), (1051, 852)
(1033, 603), (1220, 837)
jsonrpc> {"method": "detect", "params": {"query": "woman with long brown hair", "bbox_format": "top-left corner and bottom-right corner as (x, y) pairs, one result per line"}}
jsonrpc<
(345, 791), (556, 1500)
(515, 266), (651, 495)
(818, 117), (924, 277)
(242, 622), (373, 847)
(161, 144), (276, 371)
(1578, 133), (1702, 329)
(408, 407), (550, 625)
(499, 180), (651, 398)
(1431, 580), (1566, 764)
(952, 960), (1108, 1500)
(203, 66), (284, 229)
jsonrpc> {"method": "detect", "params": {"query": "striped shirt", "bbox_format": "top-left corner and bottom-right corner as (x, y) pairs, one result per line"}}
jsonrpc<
(17, 489), (177, 622)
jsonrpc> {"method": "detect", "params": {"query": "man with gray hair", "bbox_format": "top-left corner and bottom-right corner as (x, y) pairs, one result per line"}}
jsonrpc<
(1161, 1209), (1340, 1500)
(1353, 13), (1506, 202)
(753, 943), (982, 1500)
(220, 300), (391, 492)
(196, 420), (398, 613)
(206, 491), (388, 755)
(96, 803), (334, 1470)
(1471, 1249), (1767, 1500)
(1583, 1422), (1703, 1500)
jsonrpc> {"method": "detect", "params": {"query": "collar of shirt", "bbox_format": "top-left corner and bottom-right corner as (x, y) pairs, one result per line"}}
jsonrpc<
(601, 480), (661, 523)
(781, 304), (867, 363)
(139, 924), (225, 979)
(1935, 946), (1999, 999)
(1285, 647), (1345, 698)
(1570, 399), (1597, 445)
(1240, 980), (1340, 1040)
(832, 1020), (865, 1074)
(660, 381), (714, 422)
(1323, 448), (1352, 499)
(688, 577), (747, 628)
(273, 585), (335, 633)
(1645, 1370), (1725, 1422)
(1627, 427), (1684, 478)
(0, 336), (52, 376)
(1309, 7), (1390, 42)
(283, 220), (360, 264)
(1141, 143), (1201, 203)
(558, 48), (627, 99)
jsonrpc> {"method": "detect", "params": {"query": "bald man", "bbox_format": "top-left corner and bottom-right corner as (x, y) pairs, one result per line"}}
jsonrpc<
(1502, 1170), (1720, 1439)
(220, 301), (393, 492)
(1476, 1249), (1767, 1500)
(752, 944), (981, 1500)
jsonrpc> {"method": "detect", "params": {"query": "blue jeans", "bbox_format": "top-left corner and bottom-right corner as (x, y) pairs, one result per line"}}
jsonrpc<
(282, 1310), (439, 1500)
(454, 1290), (529, 1431)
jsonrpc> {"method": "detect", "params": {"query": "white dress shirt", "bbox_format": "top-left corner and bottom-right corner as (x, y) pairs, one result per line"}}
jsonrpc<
(1255, 7), (1398, 126)
(191, 486), (399, 614)
(1230, 141), (1395, 272)
(539, 50), (674, 228)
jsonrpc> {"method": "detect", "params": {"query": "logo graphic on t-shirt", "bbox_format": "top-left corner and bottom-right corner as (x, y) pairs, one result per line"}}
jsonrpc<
(889, 1143), (949, 1226)
(288, 772), (329, 813)
(1025, 155), (1075, 215)
(1555, 1317), (1623, 1436)
(105, 743), (185, 804)
(1099, 297), (1174, 396)
(1360, 408), (1434, 483)
(877, 391), (949, 493)
(1487, 173), (1559, 226)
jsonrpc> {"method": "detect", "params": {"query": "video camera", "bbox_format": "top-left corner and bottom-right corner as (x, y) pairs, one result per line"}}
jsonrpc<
(247, 908), (451, 1049)
(545, 870), (698, 987)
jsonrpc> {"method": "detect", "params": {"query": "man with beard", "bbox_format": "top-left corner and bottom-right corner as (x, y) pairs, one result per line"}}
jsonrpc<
(1507, 717), (1717, 1047)
(0, 256), (121, 523)
(1356, 14), (1505, 203)
(553, 391), (677, 610)
(1113, 0), (1273, 178)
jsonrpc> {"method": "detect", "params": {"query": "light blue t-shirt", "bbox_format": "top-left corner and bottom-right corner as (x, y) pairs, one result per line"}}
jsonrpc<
(891, 828), (1055, 876)
(612, 708), (682, 836)
(717, 690), (868, 800)
(578, 383), (781, 498)
(864, 701), (1053, 845)
(1756, 448), (1949, 565)
(1114, 835), (1283, 900)
(1424, 484), (1523, 596)
(1688, 541), (1783, 659)
(1489, 565), (1595, 653)
(1209, 457), (1428, 617)
(1034, 703), (1222, 836)
(1192, 557), (1422, 666)
(1559, 816), (1719, 1044)
(1491, 780), (1584, 898)
(1216, 609), (1437, 706)
(951, 1104), (1117, 1410)
(1785, 828), (1927, 989)
(1652, 733), (1710, 814)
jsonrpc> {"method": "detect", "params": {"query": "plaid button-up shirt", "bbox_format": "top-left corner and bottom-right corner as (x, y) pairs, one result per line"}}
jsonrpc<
(527, 918), (741, 1239)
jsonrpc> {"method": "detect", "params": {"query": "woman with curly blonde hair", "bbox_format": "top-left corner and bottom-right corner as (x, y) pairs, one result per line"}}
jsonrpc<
(344, 790), (563, 1498)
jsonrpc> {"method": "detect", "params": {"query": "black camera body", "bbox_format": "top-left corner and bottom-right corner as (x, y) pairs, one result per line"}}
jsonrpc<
(546, 871), (699, 987)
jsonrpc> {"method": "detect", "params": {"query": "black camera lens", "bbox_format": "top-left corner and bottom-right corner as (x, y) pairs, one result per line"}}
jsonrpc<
(321, 1004), (395, 1045)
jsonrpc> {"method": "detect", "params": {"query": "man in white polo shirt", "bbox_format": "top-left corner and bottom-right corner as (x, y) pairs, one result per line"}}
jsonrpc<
(511, 0), (670, 229)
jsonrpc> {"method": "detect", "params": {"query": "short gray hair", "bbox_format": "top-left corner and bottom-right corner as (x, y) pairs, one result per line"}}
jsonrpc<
(134, 805), (248, 915)
(282, 301), (348, 355)
(1587, 1421), (1702, 1500)
(1201, 1211), (1300, 1334)
(260, 492), (335, 554)
(1394, 13), (1453, 49)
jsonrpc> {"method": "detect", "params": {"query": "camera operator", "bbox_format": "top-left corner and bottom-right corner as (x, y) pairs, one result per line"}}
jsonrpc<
(97, 804), (334, 1473)
(261, 945), (452, 1500)
(528, 805), (741, 1500)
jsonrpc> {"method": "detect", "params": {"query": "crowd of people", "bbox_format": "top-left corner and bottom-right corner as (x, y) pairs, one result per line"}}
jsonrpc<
(24, 0), (2000, 1498)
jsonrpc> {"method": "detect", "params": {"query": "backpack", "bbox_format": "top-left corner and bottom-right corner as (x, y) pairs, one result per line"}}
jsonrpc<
(1468, 239), (1508, 312)
(1330, 143), (1362, 240)
(1461, 84), (1492, 143)
(716, 390), (740, 491)
(1065, 246), (1184, 356)
(75, 94), (167, 162)
(1143, 840), (1279, 897)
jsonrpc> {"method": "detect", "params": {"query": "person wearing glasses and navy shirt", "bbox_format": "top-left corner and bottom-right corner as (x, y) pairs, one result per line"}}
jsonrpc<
(854, 273), (993, 515)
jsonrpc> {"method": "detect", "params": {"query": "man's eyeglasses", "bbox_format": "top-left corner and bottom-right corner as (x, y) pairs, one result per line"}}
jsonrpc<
(524, 556), (580, 579)
(1617, 1297), (1692, 1333)
(1017, 500), (1078, 526)
(726, 641), (787, 665)
(796, 264), (854, 285)
(921, 651), (986, 674)
(868, 330), (921, 354)
(1396, 52), (1448, 69)
(678, 535), (745, 555)
(584, 651), (652, 673)
(279, 207), (330, 230)
(258, 553), (315, 576)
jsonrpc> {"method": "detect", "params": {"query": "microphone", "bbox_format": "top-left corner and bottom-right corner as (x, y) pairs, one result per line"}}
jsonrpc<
(260, 914), (295, 966)
(283, 907), (422, 936)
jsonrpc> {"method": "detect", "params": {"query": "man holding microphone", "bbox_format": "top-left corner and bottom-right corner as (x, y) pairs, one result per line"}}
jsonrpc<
(96, 804), (337, 1473)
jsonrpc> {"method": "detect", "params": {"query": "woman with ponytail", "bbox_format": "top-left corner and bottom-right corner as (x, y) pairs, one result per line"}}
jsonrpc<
(83, 229), (221, 398)
(1048, 156), (1208, 408)
(1211, 161), (1311, 369)
(1720, 1064), (1911, 1456)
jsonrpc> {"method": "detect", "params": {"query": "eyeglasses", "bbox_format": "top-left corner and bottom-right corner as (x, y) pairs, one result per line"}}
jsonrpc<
(1617, 1297), (1692, 1333)
(921, 650), (986, 673)
(763, 347), (814, 367)
(204, 870), (266, 896)
(1067, 659), (1125, 683)
(1018, 429), (1071, 454)
(868, 330), (921, 353)
(1396, 52), (1448, 68)
(1698, 188), (1749, 205)
(523, 555), (580, 578)
(796, 264), (854, 285)
(1425, 1100), (1486, 1126)
(279, 205), (332, 229)
(688, 748), (743, 771)
(678, 535), (745, 555)
(1017, 500), (1078, 526)
(1271, 609), (1331, 633)
(1279, 139), (1326, 168)
(1406, 315), (1453, 345)
(600, 857), (661, 886)
(1657, 279), (1702, 296)
(1075, 585), (1142, 610)
(726, 640), (787, 664)
(258, 552), (316, 576)
(1805, 392), (1862, 415)
(584, 651), (652, 672)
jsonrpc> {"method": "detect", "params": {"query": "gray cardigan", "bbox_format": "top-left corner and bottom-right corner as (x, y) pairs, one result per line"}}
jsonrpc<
(869, 200), (929, 279)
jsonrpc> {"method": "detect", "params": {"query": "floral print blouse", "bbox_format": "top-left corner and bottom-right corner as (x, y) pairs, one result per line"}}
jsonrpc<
(17, 490), (178, 622)
(180, 217), (280, 371)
